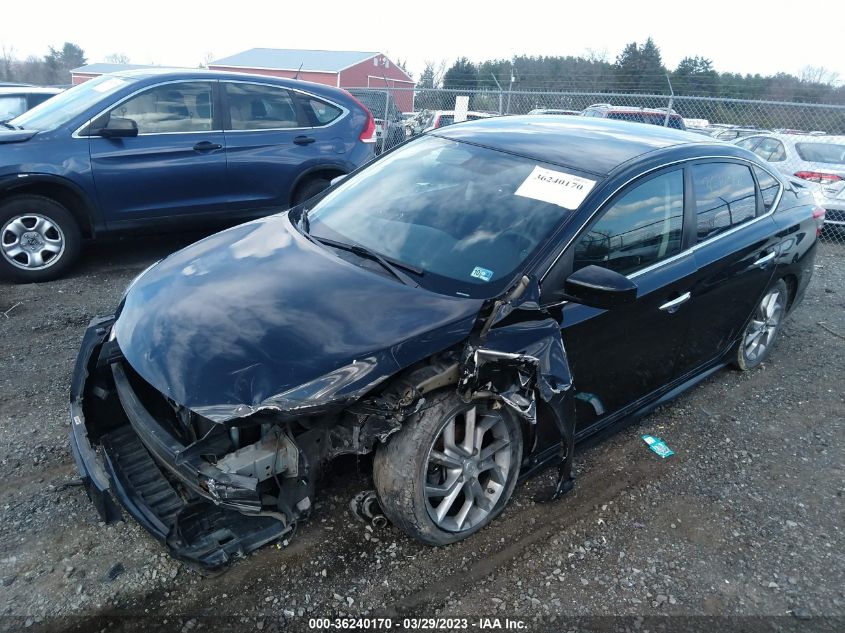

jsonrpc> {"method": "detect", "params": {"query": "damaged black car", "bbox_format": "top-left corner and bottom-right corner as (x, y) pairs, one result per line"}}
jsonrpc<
(70, 116), (820, 567)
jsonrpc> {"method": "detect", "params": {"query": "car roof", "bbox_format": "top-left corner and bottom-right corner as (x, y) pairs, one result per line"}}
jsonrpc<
(0, 86), (63, 95)
(588, 104), (681, 116)
(433, 115), (714, 176)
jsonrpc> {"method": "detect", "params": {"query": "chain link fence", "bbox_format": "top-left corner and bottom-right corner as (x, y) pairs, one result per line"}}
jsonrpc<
(351, 87), (845, 248)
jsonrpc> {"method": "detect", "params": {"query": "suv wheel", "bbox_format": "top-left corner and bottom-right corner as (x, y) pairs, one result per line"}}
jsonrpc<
(0, 195), (81, 283)
(292, 177), (331, 207)
(373, 393), (522, 545)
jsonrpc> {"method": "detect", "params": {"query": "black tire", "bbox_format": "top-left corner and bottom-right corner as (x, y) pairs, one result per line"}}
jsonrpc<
(373, 393), (523, 545)
(733, 278), (789, 371)
(0, 195), (81, 283)
(292, 177), (331, 207)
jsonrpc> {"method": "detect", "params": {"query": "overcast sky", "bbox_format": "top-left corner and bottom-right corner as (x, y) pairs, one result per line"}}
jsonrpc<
(3, 0), (843, 83)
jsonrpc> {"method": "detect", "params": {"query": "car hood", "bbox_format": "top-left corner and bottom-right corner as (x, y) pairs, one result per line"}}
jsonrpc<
(0, 128), (37, 144)
(114, 213), (484, 423)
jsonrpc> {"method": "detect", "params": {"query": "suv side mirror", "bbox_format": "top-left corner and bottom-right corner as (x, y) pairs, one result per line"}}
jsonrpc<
(563, 265), (638, 309)
(93, 116), (138, 139)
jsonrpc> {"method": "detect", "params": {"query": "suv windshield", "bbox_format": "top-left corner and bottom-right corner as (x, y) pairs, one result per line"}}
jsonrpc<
(10, 75), (131, 131)
(305, 135), (594, 298)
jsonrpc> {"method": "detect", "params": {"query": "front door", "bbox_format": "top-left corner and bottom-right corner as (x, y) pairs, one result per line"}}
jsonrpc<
(546, 168), (697, 432)
(89, 80), (229, 224)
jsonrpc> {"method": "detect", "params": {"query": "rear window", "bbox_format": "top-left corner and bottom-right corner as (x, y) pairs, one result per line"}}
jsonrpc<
(794, 142), (845, 165)
(0, 95), (27, 120)
(692, 162), (757, 242)
(753, 166), (781, 212)
(305, 98), (342, 125)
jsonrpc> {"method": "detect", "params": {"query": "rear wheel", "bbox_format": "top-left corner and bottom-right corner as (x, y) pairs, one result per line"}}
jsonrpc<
(0, 195), (81, 283)
(292, 177), (331, 207)
(373, 393), (522, 545)
(734, 279), (788, 370)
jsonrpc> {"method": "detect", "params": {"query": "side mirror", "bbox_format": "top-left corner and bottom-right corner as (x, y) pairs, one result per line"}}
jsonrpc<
(563, 265), (638, 309)
(94, 116), (138, 139)
(330, 174), (347, 186)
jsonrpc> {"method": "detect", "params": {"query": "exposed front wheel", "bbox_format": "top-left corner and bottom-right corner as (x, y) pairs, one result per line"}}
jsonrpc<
(734, 279), (788, 370)
(0, 195), (82, 283)
(373, 394), (522, 545)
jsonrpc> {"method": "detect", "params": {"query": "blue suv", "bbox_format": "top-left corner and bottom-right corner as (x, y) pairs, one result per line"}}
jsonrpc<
(0, 69), (376, 282)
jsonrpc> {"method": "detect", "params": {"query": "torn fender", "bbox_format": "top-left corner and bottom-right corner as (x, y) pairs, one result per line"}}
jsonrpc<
(458, 317), (573, 422)
(458, 277), (576, 491)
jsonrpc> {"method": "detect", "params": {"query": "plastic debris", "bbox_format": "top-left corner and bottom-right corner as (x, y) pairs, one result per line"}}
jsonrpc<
(642, 434), (674, 458)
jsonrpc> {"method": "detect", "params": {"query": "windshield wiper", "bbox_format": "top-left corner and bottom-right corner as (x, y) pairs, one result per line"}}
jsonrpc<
(306, 234), (423, 287)
(0, 120), (19, 130)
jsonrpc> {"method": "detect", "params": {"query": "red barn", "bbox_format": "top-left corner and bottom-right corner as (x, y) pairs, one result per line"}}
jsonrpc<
(208, 48), (415, 111)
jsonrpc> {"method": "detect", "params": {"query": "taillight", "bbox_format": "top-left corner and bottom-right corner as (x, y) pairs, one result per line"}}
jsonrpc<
(812, 206), (826, 236)
(344, 91), (376, 144)
(433, 115), (441, 128)
(794, 171), (843, 185)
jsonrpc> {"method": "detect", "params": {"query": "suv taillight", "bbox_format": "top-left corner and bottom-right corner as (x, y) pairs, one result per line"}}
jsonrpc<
(812, 207), (826, 236)
(344, 92), (376, 144)
(794, 171), (843, 185)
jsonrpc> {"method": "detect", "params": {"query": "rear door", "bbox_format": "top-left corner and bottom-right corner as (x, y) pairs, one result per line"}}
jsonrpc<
(89, 80), (229, 223)
(673, 160), (779, 377)
(221, 81), (344, 211)
(545, 168), (698, 432)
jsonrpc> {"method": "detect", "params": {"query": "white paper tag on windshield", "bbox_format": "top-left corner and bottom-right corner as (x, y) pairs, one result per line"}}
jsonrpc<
(515, 166), (596, 210)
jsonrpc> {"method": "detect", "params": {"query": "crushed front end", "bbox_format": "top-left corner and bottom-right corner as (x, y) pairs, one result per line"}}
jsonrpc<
(70, 317), (328, 568)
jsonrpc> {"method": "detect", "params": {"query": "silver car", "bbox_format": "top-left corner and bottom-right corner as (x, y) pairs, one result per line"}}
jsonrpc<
(735, 133), (845, 231)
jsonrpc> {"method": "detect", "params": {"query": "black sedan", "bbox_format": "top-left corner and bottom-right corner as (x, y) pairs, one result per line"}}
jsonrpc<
(69, 117), (821, 567)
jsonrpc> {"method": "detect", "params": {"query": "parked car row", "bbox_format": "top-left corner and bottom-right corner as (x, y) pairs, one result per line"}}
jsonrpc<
(733, 132), (845, 232)
(0, 70), (377, 282)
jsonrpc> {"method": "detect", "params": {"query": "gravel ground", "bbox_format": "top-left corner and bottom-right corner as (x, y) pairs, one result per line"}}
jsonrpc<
(0, 235), (842, 633)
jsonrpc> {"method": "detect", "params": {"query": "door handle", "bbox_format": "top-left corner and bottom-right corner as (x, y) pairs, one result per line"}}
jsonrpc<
(193, 141), (222, 151)
(752, 251), (776, 268)
(293, 135), (316, 146)
(659, 291), (691, 313)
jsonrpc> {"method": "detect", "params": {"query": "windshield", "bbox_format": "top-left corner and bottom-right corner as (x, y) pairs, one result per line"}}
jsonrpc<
(795, 142), (845, 165)
(305, 135), (595, 298)
(10, 75), (131, 131)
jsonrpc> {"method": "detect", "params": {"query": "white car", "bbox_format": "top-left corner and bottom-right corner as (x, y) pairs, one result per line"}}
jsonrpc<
(736, 133), (845, 231)
(0, 86), (63, 121)
(422, 110), (493, 132)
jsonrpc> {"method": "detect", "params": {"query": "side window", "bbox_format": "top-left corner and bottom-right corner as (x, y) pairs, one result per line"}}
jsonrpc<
(736, 137), (761, 151)
(226, 83), (303, 130)
(573, 170), (684, 276)
(303, 97), (342, 125)
(692, 162), (757, 242)
(754, 138), (786, 162)
(753, 166), (781, 212)
(109, 82), (213, 134)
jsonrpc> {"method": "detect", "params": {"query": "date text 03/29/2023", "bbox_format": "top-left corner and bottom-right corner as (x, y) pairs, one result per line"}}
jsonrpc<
(307, 617), (527, 629)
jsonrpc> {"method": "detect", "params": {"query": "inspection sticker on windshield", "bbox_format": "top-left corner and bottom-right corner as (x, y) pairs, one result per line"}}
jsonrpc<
(515, 166), (596, 210)
(470, 266), (494, 282)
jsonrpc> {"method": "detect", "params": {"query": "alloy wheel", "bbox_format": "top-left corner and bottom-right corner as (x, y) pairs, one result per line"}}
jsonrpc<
(424, 405), (514, 533)
(1, 213), (66, 271)
(744, 287), (785, 362)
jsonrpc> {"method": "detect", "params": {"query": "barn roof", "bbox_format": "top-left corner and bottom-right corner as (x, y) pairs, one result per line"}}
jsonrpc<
(210, 48), (380, 73)
(71, 63), (164, 75)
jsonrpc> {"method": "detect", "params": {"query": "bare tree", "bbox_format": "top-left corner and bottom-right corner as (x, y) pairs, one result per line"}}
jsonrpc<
(0, 44), (15, 82)
(104, 53), (130, 64)
(800, 65), (840, 86)
(198, 52), (214, 69)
